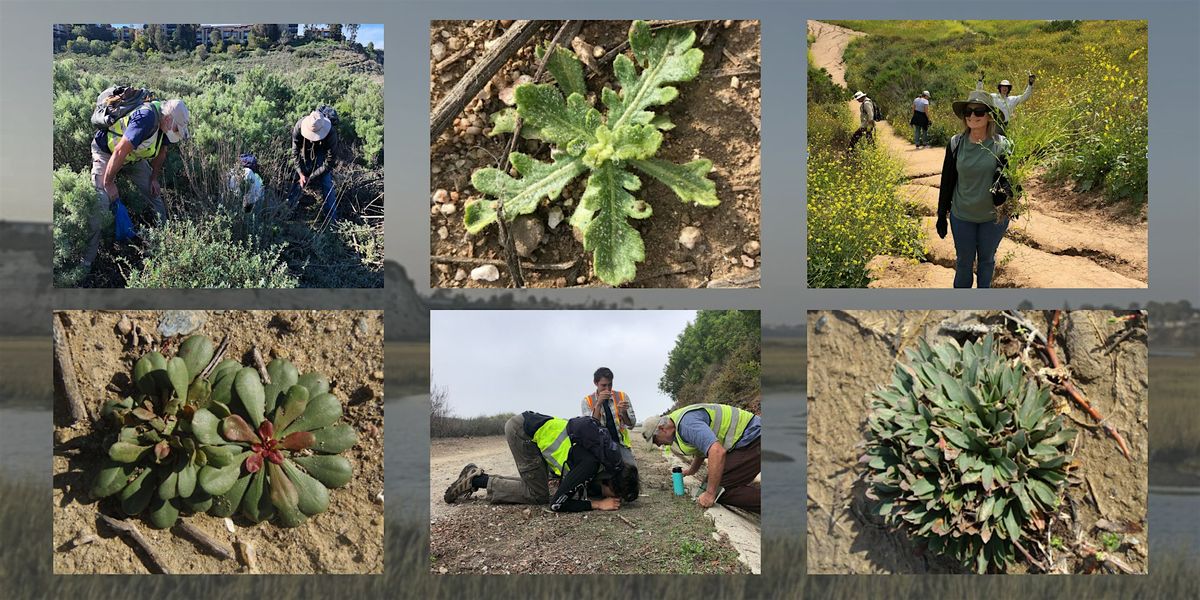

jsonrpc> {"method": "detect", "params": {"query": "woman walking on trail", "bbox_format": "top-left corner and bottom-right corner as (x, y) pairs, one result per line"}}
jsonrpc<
(911, 90), (931, 148)
(936, 90), (1014, 288)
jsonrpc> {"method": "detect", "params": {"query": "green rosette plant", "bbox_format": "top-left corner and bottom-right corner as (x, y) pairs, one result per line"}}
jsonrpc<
(91, 335), (356, 529)
(860, 335), (1076, 573)
(465, 20), (720, 286)
(194, 358), (357, 528)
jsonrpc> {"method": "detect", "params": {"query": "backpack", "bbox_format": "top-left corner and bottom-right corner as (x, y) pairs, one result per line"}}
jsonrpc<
(316, 104), (340, 127)
(92, 86), (156, 130)
(872, 101), (884, 122)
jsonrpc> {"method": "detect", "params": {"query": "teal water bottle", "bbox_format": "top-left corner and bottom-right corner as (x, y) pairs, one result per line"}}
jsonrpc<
(671, 467), (685, 496)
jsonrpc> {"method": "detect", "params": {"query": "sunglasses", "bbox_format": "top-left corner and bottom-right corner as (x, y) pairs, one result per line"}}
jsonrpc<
(963, 106), (991, 117)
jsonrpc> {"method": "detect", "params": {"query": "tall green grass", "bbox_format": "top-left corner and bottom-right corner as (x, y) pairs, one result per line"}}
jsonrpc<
(1151, 356), (1200, 461)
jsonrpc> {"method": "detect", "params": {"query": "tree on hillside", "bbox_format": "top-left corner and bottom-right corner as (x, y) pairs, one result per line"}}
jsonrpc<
(303, 24), (320, 41)
(659, 310), (761, 410)
(209, 30), (223, 52)
(329, 24), (344, 42)
(172, 24), (197, 51)
(252, 24), (281, 44)
(345, 24), (360, 45)
(145, 24), (169, 52)
(72, 24), (114, 42)
(278, 25), (293, 46)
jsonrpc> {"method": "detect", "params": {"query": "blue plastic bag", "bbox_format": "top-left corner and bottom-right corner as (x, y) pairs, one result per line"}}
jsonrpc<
(110, 198), (135, 242)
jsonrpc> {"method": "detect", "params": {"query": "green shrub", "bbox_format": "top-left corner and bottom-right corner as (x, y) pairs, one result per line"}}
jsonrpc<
(298, 221), (385, 288)
(52, 167), (99, 287)
(124, 212), (298, 288)
(861, 335), (1075, 573)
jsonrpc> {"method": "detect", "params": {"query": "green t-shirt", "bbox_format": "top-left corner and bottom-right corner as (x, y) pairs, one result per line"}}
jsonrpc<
(951, 137), (1007, 223)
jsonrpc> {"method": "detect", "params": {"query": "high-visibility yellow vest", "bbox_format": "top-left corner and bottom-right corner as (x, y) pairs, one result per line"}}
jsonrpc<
(667, 403), (754, 457)
(586, 391), (632, 448)
(532, 418), (572, 477)
(106, 101), (165, 162)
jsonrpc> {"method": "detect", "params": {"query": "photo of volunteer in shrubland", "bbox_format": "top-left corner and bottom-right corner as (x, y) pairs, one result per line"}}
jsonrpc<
(429, 309), (761, 574)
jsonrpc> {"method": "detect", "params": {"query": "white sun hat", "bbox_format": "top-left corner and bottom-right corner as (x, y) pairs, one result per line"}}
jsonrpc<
(300, 110), (332, 142)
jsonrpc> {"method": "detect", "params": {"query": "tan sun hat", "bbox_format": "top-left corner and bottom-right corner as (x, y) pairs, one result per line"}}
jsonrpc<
(641, 415), (668, 443)
(952, 90), (996, 118)
(300, 110), (332, 142)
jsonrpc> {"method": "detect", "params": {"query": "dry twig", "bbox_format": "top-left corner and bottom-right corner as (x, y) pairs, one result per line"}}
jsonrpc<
(173, 521), (234, 561)
(1046, 310), (1132, 460)
(98, 513), (171, 574)
(53, 314), (89, 424)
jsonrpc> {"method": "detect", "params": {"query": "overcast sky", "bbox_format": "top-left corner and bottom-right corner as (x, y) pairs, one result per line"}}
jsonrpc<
(431, 310), (697, 420)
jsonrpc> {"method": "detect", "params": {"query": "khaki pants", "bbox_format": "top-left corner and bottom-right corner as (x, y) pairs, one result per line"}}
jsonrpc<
(85, 139), (168, 267)
(486, 413), (551, 505)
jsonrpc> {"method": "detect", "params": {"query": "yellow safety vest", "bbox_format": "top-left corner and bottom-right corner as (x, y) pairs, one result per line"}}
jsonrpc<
(106, 101), (166, 162)
(586, 391), (632, 448)
(532, 418), (572, 477)
(667, 403), (754, 457)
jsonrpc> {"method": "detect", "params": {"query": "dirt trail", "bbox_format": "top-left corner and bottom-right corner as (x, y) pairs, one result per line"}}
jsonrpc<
(807, 21), (1147, 289)
(430, 432), (758, 574)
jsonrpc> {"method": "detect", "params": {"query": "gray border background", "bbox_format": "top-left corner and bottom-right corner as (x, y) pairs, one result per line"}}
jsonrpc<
(2, 0), (1198, 595)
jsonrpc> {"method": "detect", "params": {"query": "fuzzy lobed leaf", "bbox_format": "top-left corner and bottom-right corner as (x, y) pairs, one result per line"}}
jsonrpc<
(604, 21), (704, 130)
(466, 152), (587, 233)
(514, 84), (601, 155)
(578, 162), (652, 286)
(630, 157), (719, 206)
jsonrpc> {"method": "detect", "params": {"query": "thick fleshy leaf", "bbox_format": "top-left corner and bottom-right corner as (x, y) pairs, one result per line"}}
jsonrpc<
(199, 454), (247, 496)
(297, 372), (330, 398)
(157, 468), (179, 500)
(233, 367), (266, 426)
(631, 158), (719, 207)
(221, 414), (261, 444)
(177, 460), (198, 498)
(119, 468), (154, 516)
(281, 393), (343, 435)
(153, 440), (170, 462)
(579, 162), (651, 286)
(133, 352), (167, 398)
(210, 363), (240, 405)
(268, 462), (304, 527)
(310, 423), (358, 454)
(187, 379), (212, 407)
(283, 459), (331, 516)
(109, 441), (149, 463)
(513, 84), (601, 155)
(604, 21), (703, 129)
(177, 335), (214, 380)
(148, 496), (181, 529)
(181, 490), (213, 513)
(262, 359), (299, 416)
(466, 152), (588, 234)
(202, 444), (244, 468)
(191, 408), (223, 446)
(246, 452), (264, 474)
(537, 42), (587, 98)
(209, 472), (251, 518)
(274, 385), (310, 432)
(91, 460), (135, 499)
(281, 431), (316, 451)
(166, 357), (191, 408)
(293, 455), (353, 488)
(241, 468), (274, 523)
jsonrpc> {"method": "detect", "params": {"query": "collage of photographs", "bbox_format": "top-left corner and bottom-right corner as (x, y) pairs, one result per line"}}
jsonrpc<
(0, 8), (1196, 600)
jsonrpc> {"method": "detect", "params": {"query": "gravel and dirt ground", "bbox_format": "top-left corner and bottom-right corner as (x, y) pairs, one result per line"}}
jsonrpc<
(806, 310), (1148, 574)
(808, 21), (1148, 289)
(430, 431), (754, 574)
(52, 310), (384, 574)
(429, 20), (761, 288)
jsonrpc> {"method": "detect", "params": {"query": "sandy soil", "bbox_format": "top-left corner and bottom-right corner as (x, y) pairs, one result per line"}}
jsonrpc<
(52, 310), (384, 574)
(806, 310), (1148, 574)
(807, 21), (1148, 289)
(430, 432), (754, 574)
(429, 20), (761, 288)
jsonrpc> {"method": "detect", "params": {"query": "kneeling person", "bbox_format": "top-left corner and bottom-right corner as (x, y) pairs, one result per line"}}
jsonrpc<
(644, 403), (761, 513)
(444, 411), (639, 512)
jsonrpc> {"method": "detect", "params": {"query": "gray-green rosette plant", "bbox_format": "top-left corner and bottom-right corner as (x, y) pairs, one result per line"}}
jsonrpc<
(91, 335), (356, 529)
(465, 20), (719, 285)
(860, 335), (1076, 573)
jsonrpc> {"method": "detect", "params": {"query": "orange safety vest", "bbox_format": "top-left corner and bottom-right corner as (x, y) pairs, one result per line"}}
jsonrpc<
(586, 391), (632, 448)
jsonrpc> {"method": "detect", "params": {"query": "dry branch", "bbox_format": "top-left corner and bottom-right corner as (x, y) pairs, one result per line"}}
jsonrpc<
(1046, 310), (1132, 460)
(98, 513), (171, 574)
(173, 521), (234, 561)
(53, 313), (89, 424)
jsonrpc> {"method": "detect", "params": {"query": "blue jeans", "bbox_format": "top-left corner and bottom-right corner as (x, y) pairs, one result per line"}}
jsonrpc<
(913, 125), (928, 146)
(287, 171), (337, 222)
(949, 212), (1009, 288)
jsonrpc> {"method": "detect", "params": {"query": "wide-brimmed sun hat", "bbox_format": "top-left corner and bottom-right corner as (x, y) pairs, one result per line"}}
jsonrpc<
(300, 110), (332, 142)
(852, 91), (866, 101)
(952, 90), (996, 118)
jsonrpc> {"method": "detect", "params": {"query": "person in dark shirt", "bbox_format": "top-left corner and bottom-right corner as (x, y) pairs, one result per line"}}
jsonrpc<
(444, 412), (639, 513)
(85, 98), (190, 273)
(287, 110), (340, 222)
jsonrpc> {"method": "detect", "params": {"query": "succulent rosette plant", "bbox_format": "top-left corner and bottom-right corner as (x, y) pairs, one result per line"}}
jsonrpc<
(92, 335), (356, 529)
(860, 335), (1076, 573)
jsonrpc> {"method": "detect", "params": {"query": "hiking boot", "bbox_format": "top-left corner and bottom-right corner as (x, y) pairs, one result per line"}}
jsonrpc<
(444, 463), (483, 504)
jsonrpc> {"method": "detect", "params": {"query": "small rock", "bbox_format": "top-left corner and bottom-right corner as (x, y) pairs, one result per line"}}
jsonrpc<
(547, 207), (564, 230)
(116, 315), (133, 336)
(158, 310), (205, 338)
(224, 518), (237, 534)
(431, 42), (446, 61)
(432, 189), (449, 204)
(593, 45), (605, 58)
(373, 370), (384, 380)
(499, 86), (517, 106)
(355, 317), (371, 338)
(679, 226), (703, 250)
(438, 566), (449, 574)
(730, 76), (740, 89)
(375, 491), (384, 504)
(499, 20), (514, 27)
(511, 215), (545, 258)
(448, 37), (463, 51)
(750, 87), (761, 99)
(464, 126), (482, 136)
(439, 203), (457, 216)
(576, 276), (587, 284)
(741, 254), (756, 268)
(471, 265), (501, 282)
(522, 508), (532, 518)
(454, 268), (468, 282)
(743, 240), (761, 256)
(437, 226), (449, 240)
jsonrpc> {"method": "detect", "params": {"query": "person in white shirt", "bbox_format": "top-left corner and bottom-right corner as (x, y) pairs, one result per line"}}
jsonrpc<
(911, 90), (932, 148)
(976, 72), (1035, 129)
(227, 153), (264, 213)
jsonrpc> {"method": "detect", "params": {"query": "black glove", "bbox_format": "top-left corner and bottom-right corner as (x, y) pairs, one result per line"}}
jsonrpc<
(936, 215), (948, 239)
(1028, 73), (1036, 85)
